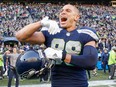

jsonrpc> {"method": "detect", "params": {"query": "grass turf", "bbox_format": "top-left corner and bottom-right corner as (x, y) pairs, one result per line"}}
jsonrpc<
(0, 70), (113, 86)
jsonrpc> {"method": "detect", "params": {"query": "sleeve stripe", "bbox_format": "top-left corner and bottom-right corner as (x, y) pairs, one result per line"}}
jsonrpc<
(77, 29), (99, 41)
(41, 27), (48, 31)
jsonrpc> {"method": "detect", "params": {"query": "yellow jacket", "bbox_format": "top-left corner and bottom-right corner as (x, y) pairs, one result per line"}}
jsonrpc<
(108, 50), (116, 65)
(0, 54), (3, 66)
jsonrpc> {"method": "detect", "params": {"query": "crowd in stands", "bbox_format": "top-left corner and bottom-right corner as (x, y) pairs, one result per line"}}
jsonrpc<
(0, 2), (116, 48)
(0, 2), (116, 81)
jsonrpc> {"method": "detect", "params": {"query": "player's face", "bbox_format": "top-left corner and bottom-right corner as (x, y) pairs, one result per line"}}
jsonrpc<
(59, 5), (79, 30)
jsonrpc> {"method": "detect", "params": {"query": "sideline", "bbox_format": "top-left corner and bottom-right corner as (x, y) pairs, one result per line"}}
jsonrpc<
(1, 80), (116, 87)
(88, 80), (116, 86)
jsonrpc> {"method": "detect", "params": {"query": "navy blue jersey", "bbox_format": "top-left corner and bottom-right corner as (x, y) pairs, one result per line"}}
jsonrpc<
(42, 27), (99, 87)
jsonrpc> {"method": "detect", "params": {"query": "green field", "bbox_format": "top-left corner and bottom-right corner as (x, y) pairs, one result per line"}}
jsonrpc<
(88, 70), (109, 81)
(0, 70), (114, 86)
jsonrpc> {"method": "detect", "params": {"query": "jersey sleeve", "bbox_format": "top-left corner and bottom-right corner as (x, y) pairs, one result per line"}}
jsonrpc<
(41, 27), (51, 47)
(78, 27), (99, 44)
(41, 27), (49, 39)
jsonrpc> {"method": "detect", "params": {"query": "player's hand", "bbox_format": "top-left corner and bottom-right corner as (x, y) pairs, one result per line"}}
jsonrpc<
(44, 47), (62, 60)
(40, 16), (61, 35)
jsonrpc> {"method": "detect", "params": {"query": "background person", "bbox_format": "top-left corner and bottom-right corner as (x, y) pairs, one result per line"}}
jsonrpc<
(0, 53), (3, 80)
(7, 47), (20, 87)
(108, 46), (116, 79)
(101, 48), (110, 73)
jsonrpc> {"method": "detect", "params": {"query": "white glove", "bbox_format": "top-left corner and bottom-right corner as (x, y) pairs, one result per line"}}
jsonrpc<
(40, 16), (61, 35)
(44, 47), (63, 64)
(44, 47), (62, 59)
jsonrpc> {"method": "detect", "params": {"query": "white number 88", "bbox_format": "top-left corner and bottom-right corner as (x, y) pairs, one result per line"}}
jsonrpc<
(51, 39), (81, 54)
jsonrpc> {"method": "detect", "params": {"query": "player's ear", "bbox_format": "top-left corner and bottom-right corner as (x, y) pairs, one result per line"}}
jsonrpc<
(74, 15), (80, 22)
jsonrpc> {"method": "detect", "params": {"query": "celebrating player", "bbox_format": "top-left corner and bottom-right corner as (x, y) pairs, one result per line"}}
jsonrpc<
(16, 4), (99, 87)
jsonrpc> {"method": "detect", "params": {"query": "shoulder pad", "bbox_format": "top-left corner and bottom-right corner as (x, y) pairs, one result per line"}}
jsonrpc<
(77, 28), (99, 41)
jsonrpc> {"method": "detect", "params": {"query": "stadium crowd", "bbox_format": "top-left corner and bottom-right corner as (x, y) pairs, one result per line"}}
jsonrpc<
(0, 2), (116, 82)
(0, 2), (116, 48)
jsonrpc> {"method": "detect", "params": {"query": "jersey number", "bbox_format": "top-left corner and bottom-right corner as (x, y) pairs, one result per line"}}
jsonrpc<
(51, 39), (81, 54)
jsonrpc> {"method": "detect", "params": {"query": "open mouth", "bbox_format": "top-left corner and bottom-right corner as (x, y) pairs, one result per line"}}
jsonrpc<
(61, 17), (67, 22)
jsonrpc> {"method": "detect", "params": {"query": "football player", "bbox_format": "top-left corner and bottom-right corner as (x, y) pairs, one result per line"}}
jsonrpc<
(16, 4), (99, 87)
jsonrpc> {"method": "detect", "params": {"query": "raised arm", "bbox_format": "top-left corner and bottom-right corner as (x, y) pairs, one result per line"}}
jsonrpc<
(15, 21), (45, 44)
(16, 17), (60, 45)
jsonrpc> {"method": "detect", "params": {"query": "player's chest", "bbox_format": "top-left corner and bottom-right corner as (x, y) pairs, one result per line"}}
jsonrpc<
(49, 32), (82, 54)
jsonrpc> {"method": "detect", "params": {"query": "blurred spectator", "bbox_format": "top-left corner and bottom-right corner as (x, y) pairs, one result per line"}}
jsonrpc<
(98, 38), (106, 52)
(3, 48), (10, 75)
(101, 48), (110, 73)
(0, 53), (3, 80)
(7, 47), (20, 87)
(105, 39), (112, 52)
(108, 46), (116, 79)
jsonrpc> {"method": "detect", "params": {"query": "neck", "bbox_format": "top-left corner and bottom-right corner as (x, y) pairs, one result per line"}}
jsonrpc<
(66, 26), (77, 32)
